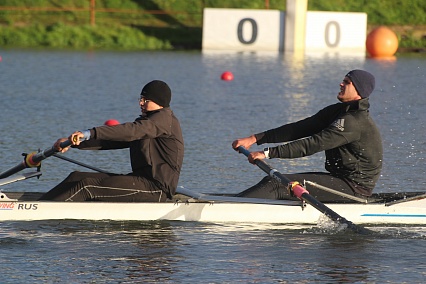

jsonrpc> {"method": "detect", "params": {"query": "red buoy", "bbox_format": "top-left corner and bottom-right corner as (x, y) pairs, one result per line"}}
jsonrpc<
(104, 119), (120, 126)
(221, 71), (234, 81)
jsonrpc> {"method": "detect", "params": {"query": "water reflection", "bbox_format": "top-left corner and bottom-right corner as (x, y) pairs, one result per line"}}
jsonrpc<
(0, 219), (425, 282)
(0, 220), (183, 281)
(314, 236), (372, 282)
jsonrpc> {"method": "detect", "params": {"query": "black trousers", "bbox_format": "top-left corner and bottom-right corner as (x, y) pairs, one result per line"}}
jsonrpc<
(39, 171), (168, 202)
(235, 172), (366, 202)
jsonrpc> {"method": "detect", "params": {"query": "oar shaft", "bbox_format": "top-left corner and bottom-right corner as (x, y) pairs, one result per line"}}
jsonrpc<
(30, 140), (72, 164)
(0, 140), (72, 179)
(0, 161), (27, 180)
(238, 146), (292, 184)
(298, 192), (360, 231)
(52, 153), (111, 174)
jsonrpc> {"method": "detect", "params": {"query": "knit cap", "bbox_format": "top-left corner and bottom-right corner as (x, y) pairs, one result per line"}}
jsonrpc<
(140, 80), (171, 107)
(346, 70), (375, 98)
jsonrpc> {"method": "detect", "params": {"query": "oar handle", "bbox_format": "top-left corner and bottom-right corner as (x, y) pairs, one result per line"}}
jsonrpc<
(237, 146), (372, 235)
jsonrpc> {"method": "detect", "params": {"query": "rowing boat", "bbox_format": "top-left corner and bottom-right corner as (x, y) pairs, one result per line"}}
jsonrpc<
(1, 172), (425, 224)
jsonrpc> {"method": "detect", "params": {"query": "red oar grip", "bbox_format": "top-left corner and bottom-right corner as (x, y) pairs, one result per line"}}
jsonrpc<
(290, 182), (309, 199)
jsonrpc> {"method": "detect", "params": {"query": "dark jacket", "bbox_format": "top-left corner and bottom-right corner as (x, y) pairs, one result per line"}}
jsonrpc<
(77, 108), (184, 198)
(255, 99), (382, 196)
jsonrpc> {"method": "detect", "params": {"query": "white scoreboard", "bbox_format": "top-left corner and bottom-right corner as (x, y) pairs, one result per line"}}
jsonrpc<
(202, 8), (367, 53)
(202, 8), (284, 52)
(305, 11), (367, 52)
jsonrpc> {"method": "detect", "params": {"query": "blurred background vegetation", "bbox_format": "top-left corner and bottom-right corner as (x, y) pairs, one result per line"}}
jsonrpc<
(0, 0), (425, 51)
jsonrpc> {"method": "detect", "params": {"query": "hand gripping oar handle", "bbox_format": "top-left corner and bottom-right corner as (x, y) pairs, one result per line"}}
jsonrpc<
(0, 140), (72, 179)
(237, 146), (372, 235)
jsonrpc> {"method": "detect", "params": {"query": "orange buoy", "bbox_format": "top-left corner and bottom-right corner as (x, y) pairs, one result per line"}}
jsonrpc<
(221, 71), (234, 81)
(366, 26), (399, 58)
(104, 119), (120, 126)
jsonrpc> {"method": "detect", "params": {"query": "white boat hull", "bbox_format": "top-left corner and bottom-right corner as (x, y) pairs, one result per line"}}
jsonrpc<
(1, 192), (425, 225)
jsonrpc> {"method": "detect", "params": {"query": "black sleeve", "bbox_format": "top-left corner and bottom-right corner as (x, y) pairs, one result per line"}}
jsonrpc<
(75, 139), (130, 150)
(256, 103), (344, 145)
(269, 111), (360, 159)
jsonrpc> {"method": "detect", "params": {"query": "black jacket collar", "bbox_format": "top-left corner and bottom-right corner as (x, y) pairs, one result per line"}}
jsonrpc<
(345, 98), (370, 112)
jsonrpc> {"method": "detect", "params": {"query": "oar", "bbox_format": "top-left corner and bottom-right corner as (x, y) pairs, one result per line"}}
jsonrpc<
(0, 140), (72, 179)
(52, 153), (111, 174)
(237, 146), (372, 235)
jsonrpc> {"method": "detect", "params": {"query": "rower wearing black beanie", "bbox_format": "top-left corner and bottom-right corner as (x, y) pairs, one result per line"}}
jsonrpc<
(233, 70), (383, 202)
(40, 80), (184, 202)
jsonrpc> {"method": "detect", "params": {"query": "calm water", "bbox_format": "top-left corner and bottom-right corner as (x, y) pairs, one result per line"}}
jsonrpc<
(0, 49), (425, 283)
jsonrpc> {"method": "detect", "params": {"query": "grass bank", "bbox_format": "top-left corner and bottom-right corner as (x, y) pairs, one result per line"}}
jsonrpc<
(0, 0), (425, 51)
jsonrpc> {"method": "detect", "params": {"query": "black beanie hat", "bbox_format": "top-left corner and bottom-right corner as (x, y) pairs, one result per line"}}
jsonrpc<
(346, 70), (375, 98)
(140, 80), (171, 107)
